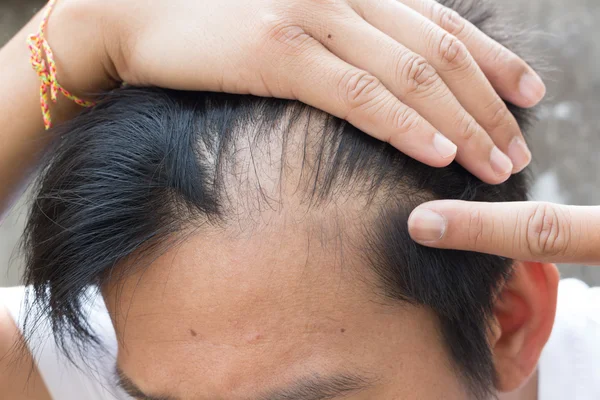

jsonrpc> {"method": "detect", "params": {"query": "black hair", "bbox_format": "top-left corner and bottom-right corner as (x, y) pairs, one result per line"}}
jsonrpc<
(21, 0), (538, 398)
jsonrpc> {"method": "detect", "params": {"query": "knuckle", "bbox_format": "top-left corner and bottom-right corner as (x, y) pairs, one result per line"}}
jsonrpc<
(455, 110), (480, 142)
(338, 70), (383, 110)
(524, 204), (570, 258)
(484, 97), (512, 131)
(433, 4), (467, 37)
(468, 209), (486, 248)
(436, 33), (471, 71)
(260, 14), (309, 50)
(482, 42), (509, 66)
(391, 107), (421, 137)
(398, 54), (439, 96)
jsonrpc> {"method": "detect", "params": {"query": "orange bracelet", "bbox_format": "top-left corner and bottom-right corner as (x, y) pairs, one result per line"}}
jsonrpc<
(27, 0), (96, 130)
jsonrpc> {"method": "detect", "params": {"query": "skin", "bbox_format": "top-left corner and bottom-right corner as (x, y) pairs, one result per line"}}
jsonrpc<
(0, 0), (547, 222)
(500, 371), (539, 400)
(0, 307), (53, 400)
(0, 0), (573, 398)
(103, 225), (470, 399)
(99, 205), (559, 400)
(0, 199), (559, 400)
(408, 201), (600, 265)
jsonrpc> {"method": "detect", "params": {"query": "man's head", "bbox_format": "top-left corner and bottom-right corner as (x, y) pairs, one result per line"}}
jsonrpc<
(22, 1), (558, 399)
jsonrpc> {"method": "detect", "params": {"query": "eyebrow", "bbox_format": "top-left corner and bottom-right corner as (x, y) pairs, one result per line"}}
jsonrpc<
(116, 367), (177, 400)
(257, 373), (372, 400)
(116, 366), (372, 400)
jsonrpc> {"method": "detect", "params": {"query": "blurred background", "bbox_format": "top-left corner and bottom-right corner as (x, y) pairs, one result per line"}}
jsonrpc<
(1, 0), (599, 287)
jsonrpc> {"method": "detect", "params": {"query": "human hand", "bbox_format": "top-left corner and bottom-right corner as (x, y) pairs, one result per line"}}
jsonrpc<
(54, 0), (545, 183)
(408, 201), (600, 265)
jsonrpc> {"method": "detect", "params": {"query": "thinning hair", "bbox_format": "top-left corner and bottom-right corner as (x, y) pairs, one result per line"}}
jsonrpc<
(20, 0), (539, 398)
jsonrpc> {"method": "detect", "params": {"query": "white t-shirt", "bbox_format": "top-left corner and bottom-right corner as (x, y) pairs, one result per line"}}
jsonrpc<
(538, 279), (600, 399)
(1, 286), (129, 400)
(1, 279), (599, 400)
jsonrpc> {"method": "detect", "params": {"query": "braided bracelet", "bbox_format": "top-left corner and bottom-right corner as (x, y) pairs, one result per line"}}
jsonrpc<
(27, 0), (96, 130)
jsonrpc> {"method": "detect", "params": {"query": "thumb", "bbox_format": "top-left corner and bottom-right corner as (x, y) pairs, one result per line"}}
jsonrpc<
(408, 200), (600, 265)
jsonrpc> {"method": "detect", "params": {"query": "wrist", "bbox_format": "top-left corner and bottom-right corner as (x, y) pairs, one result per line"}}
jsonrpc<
(44, 0), (119, 99)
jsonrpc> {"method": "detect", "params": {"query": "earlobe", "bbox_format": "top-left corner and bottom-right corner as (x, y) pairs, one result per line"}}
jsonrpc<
(490, 261), (560, 393)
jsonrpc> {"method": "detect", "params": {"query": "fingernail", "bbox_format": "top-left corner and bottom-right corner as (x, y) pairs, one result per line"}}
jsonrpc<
(519, 72), (546, 106)
(490, 146), (513, 176)
(409, 209), (447, 242)
(507, 137), (532, 173)
(433, 133), (458, 159)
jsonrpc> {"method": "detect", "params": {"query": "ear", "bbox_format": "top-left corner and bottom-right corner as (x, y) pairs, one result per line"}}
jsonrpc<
(490, 261), (560, 393)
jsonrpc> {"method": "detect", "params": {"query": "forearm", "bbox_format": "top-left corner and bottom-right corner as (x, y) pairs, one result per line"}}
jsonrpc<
(0, 2), (115, 218)
(0, 9), (69, 216)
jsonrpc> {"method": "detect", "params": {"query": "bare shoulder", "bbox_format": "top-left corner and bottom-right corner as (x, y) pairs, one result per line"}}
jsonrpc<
(0, 304), (52, 400)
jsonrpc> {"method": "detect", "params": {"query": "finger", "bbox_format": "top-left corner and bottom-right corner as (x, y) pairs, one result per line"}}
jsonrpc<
(403, 0), (546, 108)
(352, 0), (530, 173)
(314, 12), (512, 183)
(408, 200), (600, 265)
(265, 29), (457, 166)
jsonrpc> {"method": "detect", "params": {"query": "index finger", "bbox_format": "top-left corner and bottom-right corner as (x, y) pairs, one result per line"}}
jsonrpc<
(408, 200), (600, 264)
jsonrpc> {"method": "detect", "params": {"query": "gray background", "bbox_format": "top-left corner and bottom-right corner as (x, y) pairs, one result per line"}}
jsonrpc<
(1, 0), (599, 287)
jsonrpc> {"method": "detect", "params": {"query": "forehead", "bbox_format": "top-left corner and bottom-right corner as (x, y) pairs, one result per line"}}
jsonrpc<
(102, 220), (457, 398)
